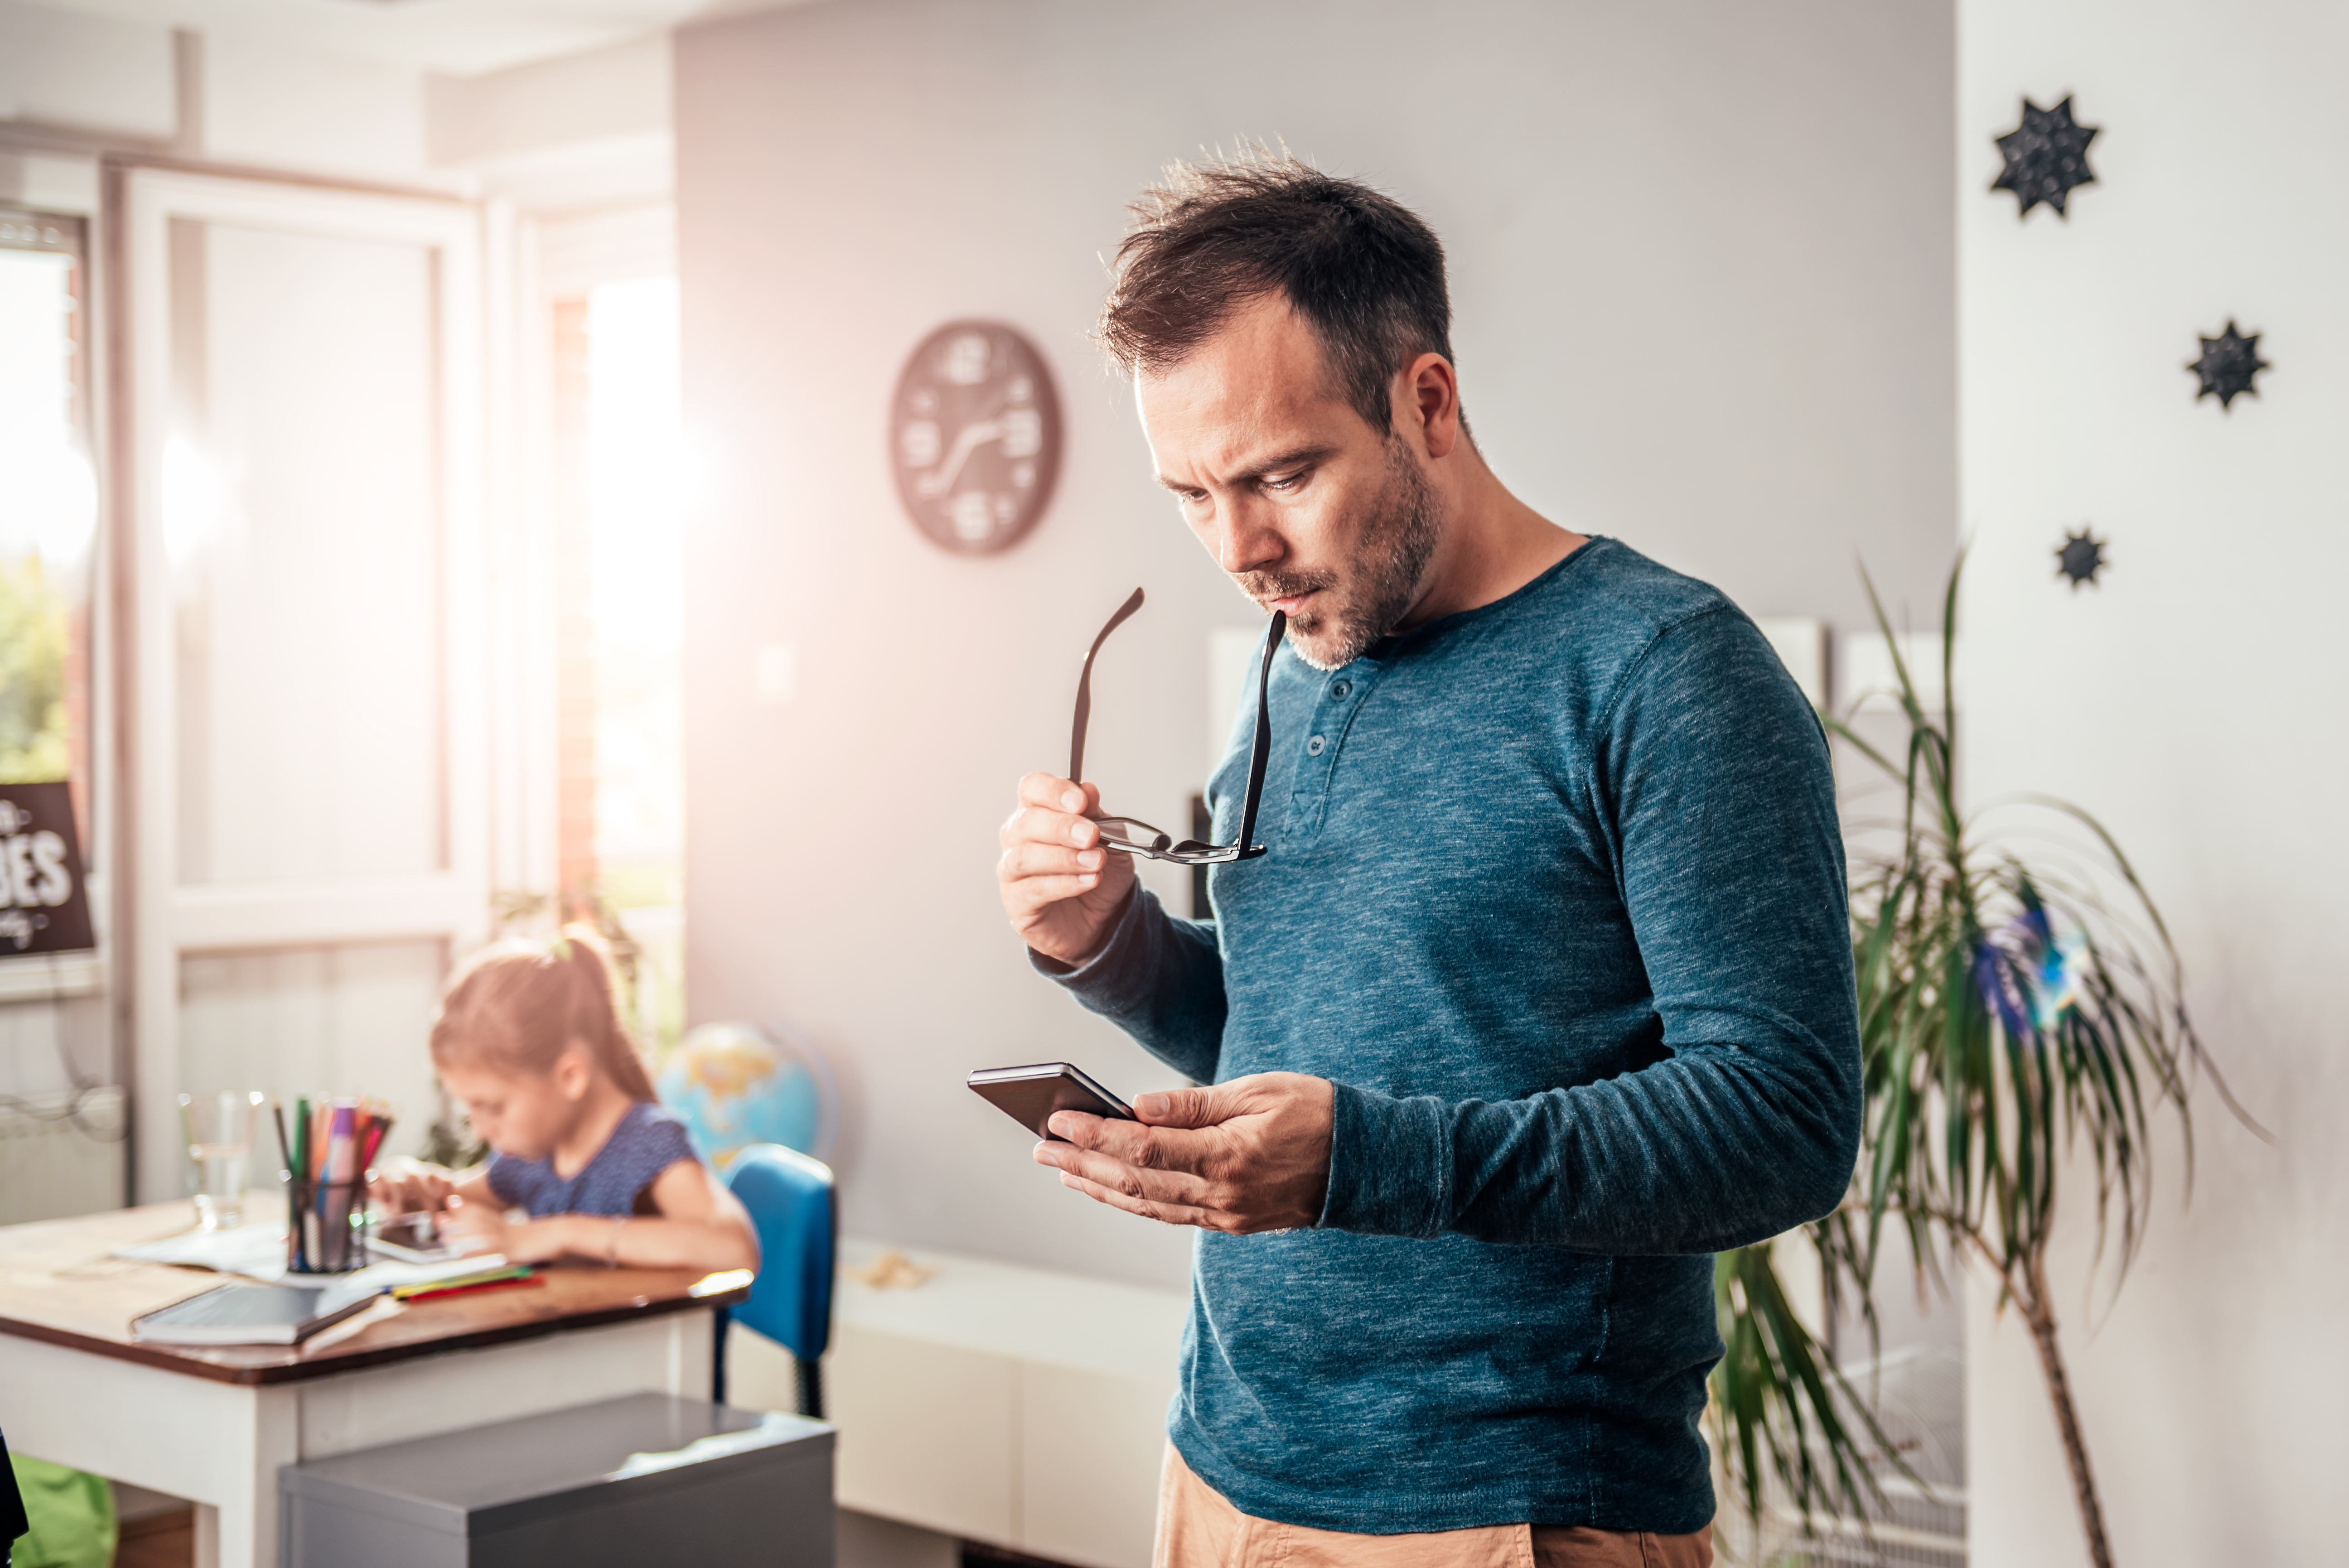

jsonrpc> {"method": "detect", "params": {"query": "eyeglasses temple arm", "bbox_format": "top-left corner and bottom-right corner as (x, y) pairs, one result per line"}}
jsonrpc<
(1233, 610), (1286, 853)
(1071, 587), (1146, 785)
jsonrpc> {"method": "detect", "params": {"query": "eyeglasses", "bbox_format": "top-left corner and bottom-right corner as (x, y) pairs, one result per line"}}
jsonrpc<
(1069, 587), (1286, 866)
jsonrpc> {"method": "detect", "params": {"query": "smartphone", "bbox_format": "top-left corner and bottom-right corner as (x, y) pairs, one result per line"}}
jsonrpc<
(368, 1210), (459, 1264)
(968, 1062), (1136, 1142)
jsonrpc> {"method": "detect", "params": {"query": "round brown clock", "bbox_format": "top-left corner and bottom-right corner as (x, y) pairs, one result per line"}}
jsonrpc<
(889, 321), (1062, 555)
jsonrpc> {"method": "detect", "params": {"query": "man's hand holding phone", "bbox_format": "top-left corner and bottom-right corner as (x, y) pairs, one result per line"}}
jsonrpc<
(998, 772), (1136, 965)
(1033, 1074), (1334, 1235)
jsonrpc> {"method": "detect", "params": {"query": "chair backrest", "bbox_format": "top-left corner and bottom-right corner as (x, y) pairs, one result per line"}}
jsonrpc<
(726, 1143), (836, 1363)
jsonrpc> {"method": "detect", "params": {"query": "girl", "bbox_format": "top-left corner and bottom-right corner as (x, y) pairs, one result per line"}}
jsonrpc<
(371, 928), (759, 1273)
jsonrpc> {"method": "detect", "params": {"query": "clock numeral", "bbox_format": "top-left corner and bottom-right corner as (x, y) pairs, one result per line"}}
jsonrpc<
(942, 332), (992, 387)
(900, 420), (942, 468)
(1000, 407), (1042, 460)
(948, 491), (995, 541)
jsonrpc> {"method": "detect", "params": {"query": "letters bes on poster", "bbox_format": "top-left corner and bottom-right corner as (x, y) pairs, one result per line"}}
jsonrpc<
(0, 782), (95, 956)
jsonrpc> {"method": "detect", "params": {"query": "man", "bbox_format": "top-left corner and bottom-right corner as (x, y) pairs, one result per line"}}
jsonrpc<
(996, 152), (1859, 1568)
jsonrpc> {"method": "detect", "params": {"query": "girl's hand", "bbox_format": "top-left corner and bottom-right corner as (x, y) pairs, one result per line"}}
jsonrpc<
(438, 1194), (518, 1258)
(367, 1158), (460, 1215)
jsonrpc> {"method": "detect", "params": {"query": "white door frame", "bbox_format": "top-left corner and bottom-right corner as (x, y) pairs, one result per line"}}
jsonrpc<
(121, 169), (493, 1201)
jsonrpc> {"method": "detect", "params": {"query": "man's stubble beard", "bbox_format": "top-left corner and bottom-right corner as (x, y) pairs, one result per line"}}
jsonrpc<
(1234, 435), (1443, 672)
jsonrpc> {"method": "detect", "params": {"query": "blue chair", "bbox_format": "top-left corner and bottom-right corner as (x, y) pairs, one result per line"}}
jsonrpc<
(719, 1143), (836, 1419)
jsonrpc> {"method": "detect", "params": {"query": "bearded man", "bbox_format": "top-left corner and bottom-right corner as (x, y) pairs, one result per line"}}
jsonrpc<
(996, 153), (1861, 1568)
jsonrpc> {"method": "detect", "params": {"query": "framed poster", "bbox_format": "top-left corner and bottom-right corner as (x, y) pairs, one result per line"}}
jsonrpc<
(0, 780), (94, 955)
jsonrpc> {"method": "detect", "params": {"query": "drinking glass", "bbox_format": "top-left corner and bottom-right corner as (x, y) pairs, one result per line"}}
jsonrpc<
(180, 1090), (263, 1230)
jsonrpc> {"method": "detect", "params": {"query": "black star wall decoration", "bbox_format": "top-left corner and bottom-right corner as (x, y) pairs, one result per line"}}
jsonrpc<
(1993, 96), (2100, 218)
(2189, 321), (2269, 410)
(2056, 529), (2107, 589)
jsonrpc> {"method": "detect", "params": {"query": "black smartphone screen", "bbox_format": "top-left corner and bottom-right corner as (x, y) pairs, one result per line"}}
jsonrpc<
(968, 1062), (1136, 1141)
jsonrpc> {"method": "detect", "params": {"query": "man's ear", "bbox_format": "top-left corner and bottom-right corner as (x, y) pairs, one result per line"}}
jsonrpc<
(1399, 352), (1462, 460)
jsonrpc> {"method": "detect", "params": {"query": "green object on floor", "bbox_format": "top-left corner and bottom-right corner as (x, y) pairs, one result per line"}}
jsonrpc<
(5, 1454), (115, 1568)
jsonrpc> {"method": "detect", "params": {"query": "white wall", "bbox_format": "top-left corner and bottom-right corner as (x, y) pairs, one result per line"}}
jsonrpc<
(0, 0), (174, 140)
(1958, 2), (2348, 1561)
(203, 33), (431, 182)
(428, 34), (674, 212)
(677, 0), (1958, 1290)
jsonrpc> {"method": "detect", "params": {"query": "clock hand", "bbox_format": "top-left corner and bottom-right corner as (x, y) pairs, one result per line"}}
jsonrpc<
(916, 418), (1005, 500)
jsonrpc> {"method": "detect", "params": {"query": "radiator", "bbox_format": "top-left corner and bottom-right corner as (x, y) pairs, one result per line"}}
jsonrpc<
(0, 1086), (126, 1225)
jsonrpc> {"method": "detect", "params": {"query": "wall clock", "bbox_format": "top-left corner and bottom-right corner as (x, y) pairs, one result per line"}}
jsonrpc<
(889, 321), (1062, 555)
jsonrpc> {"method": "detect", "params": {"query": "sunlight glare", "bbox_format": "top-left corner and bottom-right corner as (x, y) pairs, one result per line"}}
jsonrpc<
(588, 278), (685, 659)
(0, 251), (95, 566)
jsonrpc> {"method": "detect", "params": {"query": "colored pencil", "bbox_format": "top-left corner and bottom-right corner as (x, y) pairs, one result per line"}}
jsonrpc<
(358, 1114), (392, 1173)
(392, 1269), (538, 1303)
(400, 1275), (541, 1303)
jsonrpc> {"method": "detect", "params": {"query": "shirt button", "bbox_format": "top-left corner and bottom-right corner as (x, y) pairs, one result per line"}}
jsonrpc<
(1307, 735), (1326, 756)
(1329, 680), (1352, 700)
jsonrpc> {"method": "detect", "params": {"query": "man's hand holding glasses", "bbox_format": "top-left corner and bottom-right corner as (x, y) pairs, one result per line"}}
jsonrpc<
(998, 772), (1138, 967)
(998, 587), (1284, 967)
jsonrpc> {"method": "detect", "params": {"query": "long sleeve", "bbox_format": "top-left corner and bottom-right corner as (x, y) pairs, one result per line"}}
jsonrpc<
(1317, 607), (1862, 1254)
(1033, 884), (1228, 1084)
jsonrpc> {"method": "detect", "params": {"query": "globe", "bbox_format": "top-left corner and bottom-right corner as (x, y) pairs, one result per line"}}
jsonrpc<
(657, 1020), (836, 1170)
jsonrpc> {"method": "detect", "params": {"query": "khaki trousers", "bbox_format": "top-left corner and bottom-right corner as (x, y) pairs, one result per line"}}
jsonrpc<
(1154, 1445), (1713, 1568)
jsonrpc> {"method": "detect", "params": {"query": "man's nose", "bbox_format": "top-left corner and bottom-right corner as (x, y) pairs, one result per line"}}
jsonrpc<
(1215, 507), (1284, 576)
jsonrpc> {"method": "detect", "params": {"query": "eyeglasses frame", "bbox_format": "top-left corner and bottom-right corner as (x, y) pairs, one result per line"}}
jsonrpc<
(1068, 587), (1286, 866)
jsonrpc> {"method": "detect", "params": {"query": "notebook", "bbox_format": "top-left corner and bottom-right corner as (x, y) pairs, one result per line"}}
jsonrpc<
(130, 1279), (379, 1346)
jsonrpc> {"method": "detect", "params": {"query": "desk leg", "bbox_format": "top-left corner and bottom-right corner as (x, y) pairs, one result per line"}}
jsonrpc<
(191, 1384), (298, 1568)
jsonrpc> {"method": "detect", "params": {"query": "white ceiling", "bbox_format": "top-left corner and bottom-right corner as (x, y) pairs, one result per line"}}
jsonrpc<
(23, 0), (822, 77)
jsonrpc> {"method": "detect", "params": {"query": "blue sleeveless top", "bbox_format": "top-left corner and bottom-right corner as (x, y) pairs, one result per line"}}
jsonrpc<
(485, 1100), (700, 1218)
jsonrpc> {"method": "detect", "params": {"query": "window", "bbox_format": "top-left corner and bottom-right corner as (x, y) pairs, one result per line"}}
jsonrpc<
(0, 210), (95, 830)
(550, 272), (686, 1053)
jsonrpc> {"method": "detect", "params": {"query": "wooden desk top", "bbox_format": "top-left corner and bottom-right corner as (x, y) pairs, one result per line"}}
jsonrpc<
(0, 1200), (750, 1387)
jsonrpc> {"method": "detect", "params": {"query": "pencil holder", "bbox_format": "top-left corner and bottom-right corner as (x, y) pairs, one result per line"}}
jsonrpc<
(284, 1174), (371, 1274)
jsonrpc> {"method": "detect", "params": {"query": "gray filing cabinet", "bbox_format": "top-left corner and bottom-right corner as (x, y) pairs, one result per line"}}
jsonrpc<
(280, 1393), (833, 1567)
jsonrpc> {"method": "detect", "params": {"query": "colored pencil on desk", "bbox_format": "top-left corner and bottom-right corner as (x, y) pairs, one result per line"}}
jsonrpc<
(390, 1264), (534, 1300)
(411, 1262), (531, 1288)
(272, 1104), (292, 1175)
(396, 1274), (541, 1303)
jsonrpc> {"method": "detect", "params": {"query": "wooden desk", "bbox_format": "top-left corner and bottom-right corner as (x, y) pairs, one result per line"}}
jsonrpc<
(0, 1200), (749, 1568)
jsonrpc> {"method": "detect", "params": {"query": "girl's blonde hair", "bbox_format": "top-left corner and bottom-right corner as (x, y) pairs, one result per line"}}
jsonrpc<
(430, 925), (658, 1102)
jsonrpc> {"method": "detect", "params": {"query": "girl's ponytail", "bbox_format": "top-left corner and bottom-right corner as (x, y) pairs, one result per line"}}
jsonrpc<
(553, 925), (659, 1103)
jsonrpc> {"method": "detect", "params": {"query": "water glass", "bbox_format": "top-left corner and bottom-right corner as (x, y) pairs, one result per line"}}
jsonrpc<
(180, 1090), (263, 1230)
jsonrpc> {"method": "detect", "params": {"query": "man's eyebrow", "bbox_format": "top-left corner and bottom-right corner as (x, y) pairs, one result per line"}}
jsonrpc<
(1155, 445), (1338, 491)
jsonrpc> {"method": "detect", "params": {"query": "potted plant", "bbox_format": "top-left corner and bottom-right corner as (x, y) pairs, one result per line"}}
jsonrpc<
(1708, 558), (2260, 1568)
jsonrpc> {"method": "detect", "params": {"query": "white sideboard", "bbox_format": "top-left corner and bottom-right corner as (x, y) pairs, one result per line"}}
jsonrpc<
(729, 1237), (1188, 1568)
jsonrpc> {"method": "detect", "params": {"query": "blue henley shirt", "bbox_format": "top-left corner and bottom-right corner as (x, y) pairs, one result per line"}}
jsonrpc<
(1038, 537), (1860, 1535)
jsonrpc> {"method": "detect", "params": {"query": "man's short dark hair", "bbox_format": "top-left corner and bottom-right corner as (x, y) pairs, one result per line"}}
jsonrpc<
(1097, 148), (1459, 435)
